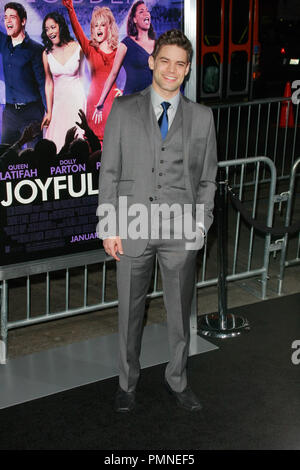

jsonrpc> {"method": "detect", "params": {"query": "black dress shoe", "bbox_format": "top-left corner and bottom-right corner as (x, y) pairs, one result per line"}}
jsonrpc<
(164, 380), (202, 411)
(114, 386), (136, 412)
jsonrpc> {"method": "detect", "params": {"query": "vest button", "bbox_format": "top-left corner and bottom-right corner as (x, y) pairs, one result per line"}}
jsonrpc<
(161, 147), (165, 151)
(159, 172), (163, 176)
(152, 168), (154, 172)
(149, 197), (153, 201)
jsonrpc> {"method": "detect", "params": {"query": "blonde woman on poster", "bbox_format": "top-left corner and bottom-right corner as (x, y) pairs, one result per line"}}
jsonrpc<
(41, 11), (86, 152)
(62, 0), (120, 144)
(93, 1), (156, 124)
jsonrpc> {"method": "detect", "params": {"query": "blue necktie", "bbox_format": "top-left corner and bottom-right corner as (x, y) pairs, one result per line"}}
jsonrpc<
(158, 101), (171, 140)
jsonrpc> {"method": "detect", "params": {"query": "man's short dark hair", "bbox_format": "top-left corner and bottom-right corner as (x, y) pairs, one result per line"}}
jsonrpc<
(152, 29), (193, 63)
(4, 2), (27, 22)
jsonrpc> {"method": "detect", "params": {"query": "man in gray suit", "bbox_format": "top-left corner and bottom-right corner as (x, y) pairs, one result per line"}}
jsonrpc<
(97, 29), (218, 412)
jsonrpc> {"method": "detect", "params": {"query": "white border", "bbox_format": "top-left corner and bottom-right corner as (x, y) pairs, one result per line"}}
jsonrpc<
(184, 0), (197, 102)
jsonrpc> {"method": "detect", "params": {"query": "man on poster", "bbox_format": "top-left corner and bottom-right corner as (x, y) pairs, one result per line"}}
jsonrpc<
(98, 29), (218, 412)
(0, 2), (45, 145)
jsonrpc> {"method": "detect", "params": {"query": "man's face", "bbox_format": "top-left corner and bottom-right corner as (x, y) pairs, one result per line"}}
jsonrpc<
(148, 44), (190, 99)
(4, 8), (25, 37)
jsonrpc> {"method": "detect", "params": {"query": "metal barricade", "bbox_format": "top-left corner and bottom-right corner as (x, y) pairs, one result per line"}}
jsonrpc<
(277, 157), (300, 295)
(0, 250), (107, 364)
(0, 156), (292, 364)
(195, 156), (277, 302)
(211, 97), (300, 182)
(0, 249), (164, 364)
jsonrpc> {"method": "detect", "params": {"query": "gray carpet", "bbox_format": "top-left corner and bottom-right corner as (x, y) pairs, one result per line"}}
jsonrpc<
(0, 323), (217, 409)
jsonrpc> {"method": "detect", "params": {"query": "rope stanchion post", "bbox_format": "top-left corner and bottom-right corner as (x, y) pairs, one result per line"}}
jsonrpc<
(198, 169), (250, 338)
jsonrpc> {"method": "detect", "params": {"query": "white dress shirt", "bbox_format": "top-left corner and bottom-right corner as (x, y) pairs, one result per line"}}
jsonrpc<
(150, 86), (180, 130)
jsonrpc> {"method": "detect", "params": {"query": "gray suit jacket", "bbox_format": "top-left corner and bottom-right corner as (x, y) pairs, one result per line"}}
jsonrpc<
(97, 86), (218, 257)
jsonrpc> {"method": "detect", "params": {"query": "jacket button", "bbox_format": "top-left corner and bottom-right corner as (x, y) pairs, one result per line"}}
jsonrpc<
(161, 147), (165, 151)
(149, 197), (153, 201)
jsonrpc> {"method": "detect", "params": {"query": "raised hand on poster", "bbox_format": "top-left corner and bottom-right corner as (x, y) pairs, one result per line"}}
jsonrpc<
(76, 109), (90, 134)
(64, 126), (78, 146)
(61, 0), (73, 11)
(18, 122), (41, 146)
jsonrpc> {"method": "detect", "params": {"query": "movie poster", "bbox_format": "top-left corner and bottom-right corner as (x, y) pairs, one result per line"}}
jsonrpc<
(0, 0), (184, 265)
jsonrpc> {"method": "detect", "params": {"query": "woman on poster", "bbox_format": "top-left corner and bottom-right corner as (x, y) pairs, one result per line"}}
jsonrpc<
(41, 11), (86, 152)
(62, 0), (119, 143)
(93, 1), (156, 124)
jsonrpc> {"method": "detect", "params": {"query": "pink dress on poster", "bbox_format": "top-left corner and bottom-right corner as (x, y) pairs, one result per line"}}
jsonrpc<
(45, 45), (86, 152)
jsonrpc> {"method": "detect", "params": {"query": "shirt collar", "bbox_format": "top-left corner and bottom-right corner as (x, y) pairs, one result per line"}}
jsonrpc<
(23, 32), (30, 44)
(7, 31), (29, 49)
(150, 85), (180, 112)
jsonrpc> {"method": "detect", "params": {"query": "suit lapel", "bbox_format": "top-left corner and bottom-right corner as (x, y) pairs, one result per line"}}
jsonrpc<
(166, 100), (182, 138)
(180, 94), (195, 198)
(181, 94), (192, 162)
(136, 87), (156, 157)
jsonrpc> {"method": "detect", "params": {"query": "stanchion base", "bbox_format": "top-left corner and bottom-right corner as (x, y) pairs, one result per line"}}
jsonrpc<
(0, 341), (7, 365)
(198, 313), (250, 339)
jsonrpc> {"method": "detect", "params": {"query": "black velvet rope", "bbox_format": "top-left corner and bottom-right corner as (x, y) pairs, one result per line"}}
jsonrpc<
(227, 187), (300, 236)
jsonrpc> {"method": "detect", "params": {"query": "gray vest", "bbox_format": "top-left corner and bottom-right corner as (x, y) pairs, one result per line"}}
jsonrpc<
(150, 101), (194, 207)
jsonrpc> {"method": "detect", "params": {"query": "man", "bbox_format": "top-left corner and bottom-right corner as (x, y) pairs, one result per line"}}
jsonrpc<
(0, 3), (45, 145)
(98, 29), (218, 412)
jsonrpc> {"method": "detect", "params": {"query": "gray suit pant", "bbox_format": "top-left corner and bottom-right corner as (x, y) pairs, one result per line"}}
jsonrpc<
(116, 237), (197, 393)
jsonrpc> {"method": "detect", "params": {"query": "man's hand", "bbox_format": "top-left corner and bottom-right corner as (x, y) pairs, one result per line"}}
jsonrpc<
(103, 236), (123, 261)
(62, 0), (73, 10)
